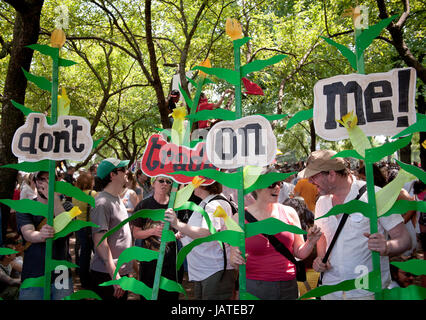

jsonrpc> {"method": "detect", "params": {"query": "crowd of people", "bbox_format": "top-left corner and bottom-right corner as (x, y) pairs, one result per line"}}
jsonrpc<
(0, 150), (425, 300)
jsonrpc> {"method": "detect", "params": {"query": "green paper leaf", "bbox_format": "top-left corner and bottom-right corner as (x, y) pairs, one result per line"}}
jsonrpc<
(22, 68), (52, 93)
(241, 55), (287, 77)
(187, 108), (237, 121)
(396, 160), (426, 183)
(63, 289), (102, 300)
(171, 170), (241, 189)
(320, 36), (357, 71)
(286, 108), (313, 130)
(299, 278), (356, 299)
(58, 58), (77, 67)
(192, 66), (240, 86)
(356, 15), (399, 56)
(239, 292), (260, 300)
(233, 36), (251, 48)
(55, 181), (95, 207)
(190, 139), (204, 147)
(175, 201), (216, 235)
(381, 200), (426, 218)
(176, 230), (242, 269)
(114, 246), (159, 279)
(96, 209), (165, 246)
(417, 113), (426, 121)
(245, 217), (306, 238)
(0, 248), (18, 255)
(186, 76), (198, 89)
(376, 169), (417, 217)
(92, 138), (103, 149)
(332, 149), (364, 160)
(53, 220), (99, 240)
(382, 285), (426, 300)
(0, 199), (47, 218)
(256, 113), (288, 121)
(315, 199), (370, 220)
(10, 99), (39, 116)
(100, 276), (152, 300)
(160, 276), (186, 296)
(392, 119), (426, 139)
(178, 83), (193, 110)
(1, 160), (49, 172)
(365, 134), (412, 163)
(244, 172), (296, 195)
(391, 259), (426, 276)
(27, 44), (58, 58)
(21, 276), (44, 289)
(243, 165), (263, 189)
(47, 259), (78, 272)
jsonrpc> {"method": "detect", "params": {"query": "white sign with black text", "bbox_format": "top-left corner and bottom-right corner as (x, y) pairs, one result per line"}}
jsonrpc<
(313, 68), (416, 141)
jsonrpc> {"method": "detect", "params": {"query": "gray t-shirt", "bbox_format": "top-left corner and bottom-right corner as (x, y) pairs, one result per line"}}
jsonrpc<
(90, 191), (133, 275)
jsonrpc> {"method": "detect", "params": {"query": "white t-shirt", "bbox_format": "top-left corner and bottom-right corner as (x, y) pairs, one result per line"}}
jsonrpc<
(180, 194), (234, 281)
(315, 177), (403, 299)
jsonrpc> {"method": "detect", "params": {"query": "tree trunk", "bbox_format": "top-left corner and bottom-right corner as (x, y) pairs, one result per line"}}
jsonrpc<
(0, 0), (44, 238)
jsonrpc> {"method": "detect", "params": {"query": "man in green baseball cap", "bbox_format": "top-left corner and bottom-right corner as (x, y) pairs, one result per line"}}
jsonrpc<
(90, 158), (132, 300)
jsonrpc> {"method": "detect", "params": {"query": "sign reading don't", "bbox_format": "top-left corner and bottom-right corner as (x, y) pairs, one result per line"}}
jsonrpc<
(12, 113), (93, 162)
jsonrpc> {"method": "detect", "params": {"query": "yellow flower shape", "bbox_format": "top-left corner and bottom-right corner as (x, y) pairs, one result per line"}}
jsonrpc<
(191, 176), (206, 188)
(213, 205), (243, 232)
(198, 58), (211, 78)
(422, 140), (426, 149)
(69, 206), (82, 218)
(226, 18), (243, 41)
(170, 106), (187, 120)
(213, 205), (228, 219)
(337, 111), (357, 129)
(58, 87), (71, 116)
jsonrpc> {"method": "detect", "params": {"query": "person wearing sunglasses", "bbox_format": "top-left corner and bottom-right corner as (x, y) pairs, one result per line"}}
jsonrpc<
(229, 167), (322, 300)
(90, 158), (132, 301)
(131, 176), (183, 300)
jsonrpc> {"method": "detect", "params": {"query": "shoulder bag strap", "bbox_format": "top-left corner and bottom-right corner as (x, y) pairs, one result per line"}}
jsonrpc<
(245, 210), (297, 264)
(318, 184), (367, 285)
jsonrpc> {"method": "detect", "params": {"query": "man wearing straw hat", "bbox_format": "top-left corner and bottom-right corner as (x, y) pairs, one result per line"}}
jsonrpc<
(300, 150), (411, 300)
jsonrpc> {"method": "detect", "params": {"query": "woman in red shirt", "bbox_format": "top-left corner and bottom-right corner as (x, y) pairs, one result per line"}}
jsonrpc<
(230, 168), (322, 300)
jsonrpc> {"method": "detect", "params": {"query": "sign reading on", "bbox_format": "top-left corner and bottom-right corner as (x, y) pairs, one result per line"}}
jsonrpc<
(140, 134), (217, 184)
(313, 68), (416, 141)
(206, 115), (277, 169)
(12, 113), (93, 162)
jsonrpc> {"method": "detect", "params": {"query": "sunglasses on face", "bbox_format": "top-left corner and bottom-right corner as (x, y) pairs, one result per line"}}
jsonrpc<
(268, 181), (283, 189)
(157, 179), (172, 185)
(113, 167), (126, 174)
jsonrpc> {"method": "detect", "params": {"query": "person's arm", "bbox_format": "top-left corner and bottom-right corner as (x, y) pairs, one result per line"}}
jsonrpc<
(132, 225), (163, 240)
(0, 269), (20, 286)
(92, 231), (124, 298)
(164, 208), (211, 239)
(20, 223), (54, 243)
(364, 222), (411, 257)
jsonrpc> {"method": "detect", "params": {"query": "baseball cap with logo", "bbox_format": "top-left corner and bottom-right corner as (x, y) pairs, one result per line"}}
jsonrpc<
(299, 150), (346, 179)
(96, 158), (130, 179)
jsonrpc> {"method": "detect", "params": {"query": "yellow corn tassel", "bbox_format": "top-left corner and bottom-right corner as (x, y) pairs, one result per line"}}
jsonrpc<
(226, 18), (243, 41)
(174, 176), (206, 209)
(337, 111), (371, 158)
(376, 169), (416, 217)
(170, 106), (187, 145)
(243, 165), (263, 189)
(58, 87), (71, 117)
(213, 206), (243, 232)
(197, 58), (211, 78)
(53, 206), (82, 233)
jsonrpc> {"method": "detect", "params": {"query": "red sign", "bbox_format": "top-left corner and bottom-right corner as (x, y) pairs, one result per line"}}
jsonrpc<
(141, 134), (218, 184)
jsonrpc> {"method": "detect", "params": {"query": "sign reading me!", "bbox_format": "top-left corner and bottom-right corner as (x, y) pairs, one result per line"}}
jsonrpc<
(12, 113), (93, 162)
(313, 68), (416, 141)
